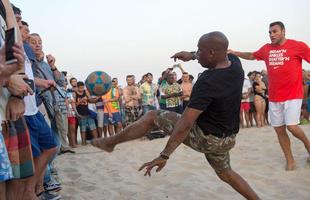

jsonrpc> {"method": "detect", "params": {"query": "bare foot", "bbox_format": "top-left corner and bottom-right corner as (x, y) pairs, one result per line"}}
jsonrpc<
(285, 162), (296, 171)
(91, 138), (115, 152)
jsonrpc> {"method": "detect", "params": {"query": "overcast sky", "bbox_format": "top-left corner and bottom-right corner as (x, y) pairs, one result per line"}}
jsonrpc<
(13, 0), (310, 86)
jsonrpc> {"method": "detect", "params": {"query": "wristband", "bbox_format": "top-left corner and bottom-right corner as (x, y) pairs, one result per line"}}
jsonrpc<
(190, 51), (197, 60)
(160, 152), (169, 160)
(10, 94), (24, 100)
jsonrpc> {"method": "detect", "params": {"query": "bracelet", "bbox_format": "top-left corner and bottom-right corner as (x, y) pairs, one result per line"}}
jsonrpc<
(51, 67), (57, 71)
(10, 94), (24, 100)
(190, 51), (197, 60)
(160, 152), (169, 160)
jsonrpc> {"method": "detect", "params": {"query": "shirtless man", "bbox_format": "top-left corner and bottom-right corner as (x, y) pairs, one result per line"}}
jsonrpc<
(123, 75), (141, 127)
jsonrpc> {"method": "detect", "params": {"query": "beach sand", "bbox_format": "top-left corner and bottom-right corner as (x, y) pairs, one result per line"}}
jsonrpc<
(56, 125), (310, 200)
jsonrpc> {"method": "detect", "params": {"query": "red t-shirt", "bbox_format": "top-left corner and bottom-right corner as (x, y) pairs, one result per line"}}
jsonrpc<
(253, 39), (310, 102)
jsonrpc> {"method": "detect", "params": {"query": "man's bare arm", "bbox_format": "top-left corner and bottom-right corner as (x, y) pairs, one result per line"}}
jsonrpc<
(160, 107), (202, 157)
(228, 50), (256, 60)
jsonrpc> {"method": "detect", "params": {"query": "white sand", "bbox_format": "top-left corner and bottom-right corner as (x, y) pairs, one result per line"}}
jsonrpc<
(56, 125), (310, 200)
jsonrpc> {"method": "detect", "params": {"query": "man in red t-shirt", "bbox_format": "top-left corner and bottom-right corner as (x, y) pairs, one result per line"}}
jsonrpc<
(230, 21), (310, 170)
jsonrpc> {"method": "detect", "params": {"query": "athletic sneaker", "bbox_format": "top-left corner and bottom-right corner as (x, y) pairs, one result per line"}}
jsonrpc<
(44, 181), (62, 192)
(39, 192), (61, 200)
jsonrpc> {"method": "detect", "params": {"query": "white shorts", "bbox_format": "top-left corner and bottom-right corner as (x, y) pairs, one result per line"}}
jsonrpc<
(269, 99), (302, 127)
(97, 110), (104, 128)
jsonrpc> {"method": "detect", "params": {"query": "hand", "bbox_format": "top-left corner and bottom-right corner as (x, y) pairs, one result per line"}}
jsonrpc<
(82, 96), (88, 102)
(0, 43), (24, 85)
(6, 96), (25, 121)
(38, 51), (44, 61)
(10, 43), (25, 70)
(41, 79), (56, 89)
(46, 54), (56, 69)
(227, 49), (234, 54)
(170, 51), (193, 62)
(138, 156), (167, 176)
(7, 74), (33, 96)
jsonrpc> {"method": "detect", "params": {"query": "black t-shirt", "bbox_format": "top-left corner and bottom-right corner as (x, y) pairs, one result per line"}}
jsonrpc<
(75, 90), (89, 116)
(187, 54), (244, 138)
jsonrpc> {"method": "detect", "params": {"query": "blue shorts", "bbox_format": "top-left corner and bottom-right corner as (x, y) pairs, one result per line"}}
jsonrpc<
(79, 117), (96, 132)
(25, 112), (57, 157)
(0, 131), (13, 182)
(104, 112), (122, 125)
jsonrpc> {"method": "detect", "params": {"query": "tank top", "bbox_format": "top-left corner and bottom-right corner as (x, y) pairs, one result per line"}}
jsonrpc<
(75, 90), (89, 116)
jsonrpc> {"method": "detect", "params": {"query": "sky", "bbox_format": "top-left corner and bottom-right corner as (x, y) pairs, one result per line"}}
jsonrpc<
(12, 0), (310, 86)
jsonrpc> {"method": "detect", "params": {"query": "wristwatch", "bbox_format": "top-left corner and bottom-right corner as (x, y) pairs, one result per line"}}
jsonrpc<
(190, 51), (197, 60)
(160, 152), (169, 160)
(11, 94), (24, 100)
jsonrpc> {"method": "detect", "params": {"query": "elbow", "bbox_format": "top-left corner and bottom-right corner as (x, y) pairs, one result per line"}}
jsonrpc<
(249, 54), (256, 60)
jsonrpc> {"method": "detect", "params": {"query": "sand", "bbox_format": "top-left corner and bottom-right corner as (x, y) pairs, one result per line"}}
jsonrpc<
(55, 125), (310, 200)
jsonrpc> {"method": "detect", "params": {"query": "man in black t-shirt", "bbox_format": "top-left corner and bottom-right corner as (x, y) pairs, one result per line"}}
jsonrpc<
(92, 32), (260, 200)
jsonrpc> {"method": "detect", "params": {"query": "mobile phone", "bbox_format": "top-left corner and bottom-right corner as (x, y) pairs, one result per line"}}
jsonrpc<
(24, 78), (35, 91)
(5, 27), (17, 64)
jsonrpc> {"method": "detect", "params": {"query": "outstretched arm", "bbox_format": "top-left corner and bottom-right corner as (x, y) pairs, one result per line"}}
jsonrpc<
(228, 50), (256, 60)
(171, 51), (196, 62)
(139, 107), (202, 176)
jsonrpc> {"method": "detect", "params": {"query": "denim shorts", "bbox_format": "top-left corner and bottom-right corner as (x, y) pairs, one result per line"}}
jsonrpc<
(103, 112), (122, 125)
(79, 117), (96, 132)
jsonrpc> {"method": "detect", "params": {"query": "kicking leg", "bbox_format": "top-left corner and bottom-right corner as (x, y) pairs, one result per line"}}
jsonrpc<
(91, 110), (182, 152)
(92, 111), (159, 152)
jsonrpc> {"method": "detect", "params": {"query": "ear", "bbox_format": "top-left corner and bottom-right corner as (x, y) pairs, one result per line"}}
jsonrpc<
(209, 49), (215, 56)
(282, 28), (286, 36)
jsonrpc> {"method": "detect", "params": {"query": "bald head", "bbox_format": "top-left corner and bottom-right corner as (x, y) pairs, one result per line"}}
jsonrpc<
(197, 31), (230, 68)
(199, 31), (229, 52)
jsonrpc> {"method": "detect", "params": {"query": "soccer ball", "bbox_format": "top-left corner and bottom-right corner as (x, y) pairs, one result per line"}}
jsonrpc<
(85, 71), (112, 96)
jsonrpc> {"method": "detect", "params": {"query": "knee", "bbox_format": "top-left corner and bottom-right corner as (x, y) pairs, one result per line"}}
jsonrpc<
(144, 110), (157, 121)
(287, 125), (298, 133)
(274, 126), (286, 134)
(44, 147), (57, 156)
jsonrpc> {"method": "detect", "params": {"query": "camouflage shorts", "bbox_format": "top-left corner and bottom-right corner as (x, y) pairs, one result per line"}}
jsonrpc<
(154, 110), (236, 173)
